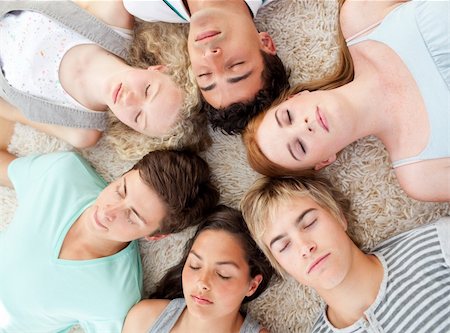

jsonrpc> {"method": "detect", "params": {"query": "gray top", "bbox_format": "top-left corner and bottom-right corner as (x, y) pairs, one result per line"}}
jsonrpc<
(0, 1), (130, 130)
(311, 217), (450, 333)
(149, 298), (263, 333)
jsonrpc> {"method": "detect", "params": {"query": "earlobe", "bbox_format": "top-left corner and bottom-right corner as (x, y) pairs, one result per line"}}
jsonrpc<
(259, 32), (277, 55)
(144, 233), (169, 241)
(314, 154), (337, 171)
(147, 65), (166, 72)
(246, 274), (263, 297)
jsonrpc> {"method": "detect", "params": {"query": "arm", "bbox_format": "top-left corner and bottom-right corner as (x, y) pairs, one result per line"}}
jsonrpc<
(73, 0), (134, 29)
(122, 299), (170, 333)
(0, 97), (102, 148)
(0, 109), (16, 188)
(340, 0), (409, 40)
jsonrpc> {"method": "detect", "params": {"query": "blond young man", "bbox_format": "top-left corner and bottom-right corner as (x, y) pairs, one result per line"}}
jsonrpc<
(241, 176), (450, 333)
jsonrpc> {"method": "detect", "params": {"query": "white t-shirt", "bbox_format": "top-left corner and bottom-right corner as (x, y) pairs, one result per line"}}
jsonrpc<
(123, 0), (275, 23)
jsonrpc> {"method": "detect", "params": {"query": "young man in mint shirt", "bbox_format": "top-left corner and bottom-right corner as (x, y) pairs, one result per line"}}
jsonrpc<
(124, 0), (290, 134)
(0, 144), (218, 331)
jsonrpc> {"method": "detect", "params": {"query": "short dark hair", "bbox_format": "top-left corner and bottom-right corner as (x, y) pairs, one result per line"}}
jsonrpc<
(205, 50), (290, 135)
(132, 150), (219, 234)
(150, 205), (274, 303)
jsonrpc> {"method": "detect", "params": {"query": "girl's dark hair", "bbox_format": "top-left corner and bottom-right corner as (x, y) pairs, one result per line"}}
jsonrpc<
(150, 205), (274, 303)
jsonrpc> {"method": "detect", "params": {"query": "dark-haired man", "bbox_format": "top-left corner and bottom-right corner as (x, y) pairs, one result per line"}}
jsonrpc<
(0, 122), (219, 332)
(124, 0), (290, 134)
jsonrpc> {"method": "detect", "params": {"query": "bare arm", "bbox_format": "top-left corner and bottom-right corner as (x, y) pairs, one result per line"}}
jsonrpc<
(122, 299), (170, 333)
(0, 103), (16, 188)
(73, 0), (134, 30)
(0, 97), (102, 148)
(340, 0), (409, 40)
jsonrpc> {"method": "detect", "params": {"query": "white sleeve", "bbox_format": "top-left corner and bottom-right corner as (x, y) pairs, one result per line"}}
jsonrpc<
(123, 0), (189, 23)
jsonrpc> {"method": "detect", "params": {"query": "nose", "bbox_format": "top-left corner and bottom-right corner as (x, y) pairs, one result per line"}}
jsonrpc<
(300, 239), (316, 259)
(123, 88), (140, 107)
(304, 117), (314, 133)
(197, 272), (211, 291)
(203, 46), (222, 58)
(104, 202), (126, 222)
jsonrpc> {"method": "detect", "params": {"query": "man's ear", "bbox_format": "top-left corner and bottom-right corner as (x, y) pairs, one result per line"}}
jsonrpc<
(144, 233), (169, 241)
(314, 154), (337, 170)
(259, 32), (276, 55)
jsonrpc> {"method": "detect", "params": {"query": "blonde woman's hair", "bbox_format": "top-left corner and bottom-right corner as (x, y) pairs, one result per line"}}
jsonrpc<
(243, 0), (353, 176)
(107, 22), (210, 160)
(240, 176), (354, 278)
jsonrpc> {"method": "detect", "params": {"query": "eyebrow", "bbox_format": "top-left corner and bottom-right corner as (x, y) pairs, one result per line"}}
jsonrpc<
(269, 208), (316, 248)
(123, 176), (147, 225)
(190, 250), (240, 269)
(199, 70), (253, 92)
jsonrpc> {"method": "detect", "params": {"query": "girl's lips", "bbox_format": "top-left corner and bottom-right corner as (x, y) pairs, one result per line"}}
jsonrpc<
(113, 83), (122, 104)
(192, 295), (213, 305)
(195, 30), (220, 42)
(316, 107), (329, 132)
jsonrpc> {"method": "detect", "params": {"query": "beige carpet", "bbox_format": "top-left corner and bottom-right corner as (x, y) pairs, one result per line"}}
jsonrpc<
(1, 1), (449, 332)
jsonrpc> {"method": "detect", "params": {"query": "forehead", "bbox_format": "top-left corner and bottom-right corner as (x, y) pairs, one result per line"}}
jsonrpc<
(200, 55), (264, 109)
(123, 170), (167, 224)
(192, 230), (247, 265)
(262, 196), (318, 236)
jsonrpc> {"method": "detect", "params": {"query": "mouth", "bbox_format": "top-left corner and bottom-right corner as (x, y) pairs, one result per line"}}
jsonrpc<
(195, 30), (220, 42)
(94, 208), (108, 230)
(316, 107), (329, 132)
(191, 295), (213, 305)
(113, 83), (122, 104)
(307, 253), (330, 274)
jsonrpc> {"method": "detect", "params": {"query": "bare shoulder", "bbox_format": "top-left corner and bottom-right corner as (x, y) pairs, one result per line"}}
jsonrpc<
(340, 0), (408, 40)
(394, 158), (450, 202)
(72, 0), (134, 29)
(260, 328), (270, 333)
(122, 299), (170, 333)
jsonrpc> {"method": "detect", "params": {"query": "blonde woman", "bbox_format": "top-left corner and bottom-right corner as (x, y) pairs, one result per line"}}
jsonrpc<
(243, 0), (450, 202)
(0, 1), (205, 156)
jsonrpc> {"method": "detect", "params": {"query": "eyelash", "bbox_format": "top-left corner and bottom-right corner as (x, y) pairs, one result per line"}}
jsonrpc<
(189, 265), (231, 280)
(286, 109), (292, 123)
(198, 72), (211, 78)
(144, 84), (150, 97)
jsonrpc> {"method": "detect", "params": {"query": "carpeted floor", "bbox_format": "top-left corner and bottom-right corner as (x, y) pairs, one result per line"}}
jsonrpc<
(0, 1), (449, 332)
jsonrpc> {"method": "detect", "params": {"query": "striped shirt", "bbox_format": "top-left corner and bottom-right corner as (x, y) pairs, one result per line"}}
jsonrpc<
(311, 217), (450, 333)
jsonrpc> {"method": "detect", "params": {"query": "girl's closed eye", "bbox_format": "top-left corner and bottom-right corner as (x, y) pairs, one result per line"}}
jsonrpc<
(217, 272), (231, 280)
(144, 84), (150, 97)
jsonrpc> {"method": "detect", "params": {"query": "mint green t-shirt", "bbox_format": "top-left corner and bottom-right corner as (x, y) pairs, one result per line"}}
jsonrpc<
(0, 152), (143, 333)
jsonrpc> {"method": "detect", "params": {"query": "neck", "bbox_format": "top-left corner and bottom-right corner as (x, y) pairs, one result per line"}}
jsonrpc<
(178, 307), (244, 333)
(187, 0), (251, 17)
(61, 208), (129, 260)
(319, 250), (383, 328)
(333, 76), (390, 141)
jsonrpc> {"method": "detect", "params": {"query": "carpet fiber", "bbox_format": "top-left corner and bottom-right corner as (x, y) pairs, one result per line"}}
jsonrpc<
(1, 1), (449, 332)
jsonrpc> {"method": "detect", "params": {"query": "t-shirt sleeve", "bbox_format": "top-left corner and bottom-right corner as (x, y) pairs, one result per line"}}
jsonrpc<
(80, 319), (124, 333)
(436, 216), (450, 267)
(8, 153), (67, 201)
(8, 152), (106, 202)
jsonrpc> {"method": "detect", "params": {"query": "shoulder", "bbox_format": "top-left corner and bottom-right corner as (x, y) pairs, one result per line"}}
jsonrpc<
(340, 0), (407, 40)
(73, 0), (134, 29)
(122, 299), (170, 333)
(259, 328), (269, 333)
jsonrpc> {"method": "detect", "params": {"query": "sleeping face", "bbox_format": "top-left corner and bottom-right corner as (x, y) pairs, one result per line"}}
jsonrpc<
(182, 229), (262, 320)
